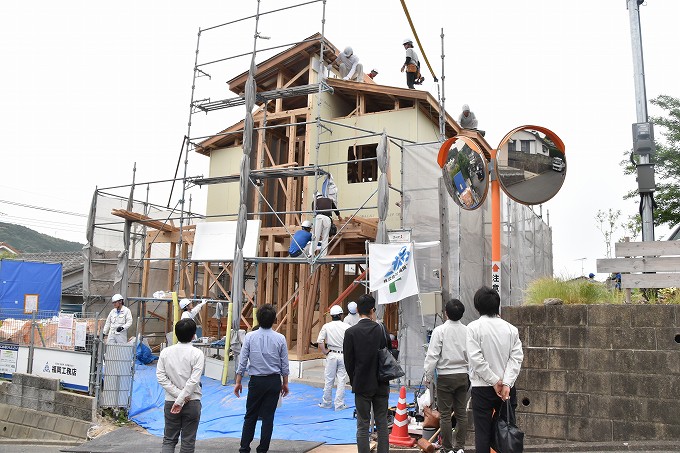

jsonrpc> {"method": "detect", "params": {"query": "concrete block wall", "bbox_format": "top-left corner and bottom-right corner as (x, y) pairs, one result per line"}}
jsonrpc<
(0, 373), (94, 439)
(503, 304), (680, 443)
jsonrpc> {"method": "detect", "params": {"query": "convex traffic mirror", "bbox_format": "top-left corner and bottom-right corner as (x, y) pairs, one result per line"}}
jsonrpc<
(438, 136), (489, 211)
(495, 126), (566, 205)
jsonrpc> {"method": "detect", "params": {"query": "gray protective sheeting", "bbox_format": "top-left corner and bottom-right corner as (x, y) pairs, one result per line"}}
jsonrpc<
(397, 143), (552, 384)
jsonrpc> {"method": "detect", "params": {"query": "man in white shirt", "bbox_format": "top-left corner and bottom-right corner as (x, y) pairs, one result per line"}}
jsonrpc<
(317, 305), (350, 410)
(423, 299), (469, 453)
(466, 286), (523, 453)
(103, 294), (133, 344)
(335, 46), (364, 82)
(156, 318), (205, 453)
(343, 301), (360, 326)
(458, 104), (479, 130)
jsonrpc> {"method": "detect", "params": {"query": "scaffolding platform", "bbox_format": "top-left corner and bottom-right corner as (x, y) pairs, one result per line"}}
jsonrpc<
(192, 81), (334, 113)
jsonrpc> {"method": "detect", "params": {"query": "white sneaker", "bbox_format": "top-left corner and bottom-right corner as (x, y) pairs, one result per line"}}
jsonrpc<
(335, 404), (349, 411)
(318, 402), (332, 409)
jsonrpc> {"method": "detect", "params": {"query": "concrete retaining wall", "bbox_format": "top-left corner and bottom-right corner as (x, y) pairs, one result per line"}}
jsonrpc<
(503, 304), (680, 443)
(0, 373), (94, 439)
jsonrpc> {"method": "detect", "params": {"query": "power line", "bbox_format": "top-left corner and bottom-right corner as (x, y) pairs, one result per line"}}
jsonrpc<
(0, 199), (87, 217)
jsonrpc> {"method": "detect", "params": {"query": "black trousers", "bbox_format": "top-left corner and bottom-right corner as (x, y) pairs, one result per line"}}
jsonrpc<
(470, 386), (517, 453)
(239, 374), (282, 453)
(354, 383), (390, 453)
(162, 399), (201, 453)
(406, 71), (417, 89)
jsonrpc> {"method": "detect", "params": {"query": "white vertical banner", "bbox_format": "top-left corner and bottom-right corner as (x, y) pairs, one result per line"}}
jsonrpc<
(369, 243), (419, 305)
(491, 261), (501, 296)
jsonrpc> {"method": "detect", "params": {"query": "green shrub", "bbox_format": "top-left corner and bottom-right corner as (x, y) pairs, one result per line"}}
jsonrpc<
(524, 277), (619, 305)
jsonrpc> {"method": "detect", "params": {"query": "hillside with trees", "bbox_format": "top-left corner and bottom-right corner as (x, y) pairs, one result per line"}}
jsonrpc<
(0, 222), (84, 253)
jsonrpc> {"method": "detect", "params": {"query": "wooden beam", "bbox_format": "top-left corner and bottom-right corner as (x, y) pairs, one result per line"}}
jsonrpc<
(111, 209), (177, 232)
(597, 257), (680, 273)
(622, 273), (680, 289)
(615, 241), (680, 257)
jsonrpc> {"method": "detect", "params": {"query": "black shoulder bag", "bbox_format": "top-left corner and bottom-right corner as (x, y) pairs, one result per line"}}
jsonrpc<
(377, 322), (404, 382)
(491, 398), (524, 453)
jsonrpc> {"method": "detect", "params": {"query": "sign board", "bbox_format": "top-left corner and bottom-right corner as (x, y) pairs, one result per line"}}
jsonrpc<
(0, 344), (19, 377)
(491, 261), (501, 296)
(191, 220), (261, 262)
(388, 230), (411, 244)
(33, 348), (91, 392)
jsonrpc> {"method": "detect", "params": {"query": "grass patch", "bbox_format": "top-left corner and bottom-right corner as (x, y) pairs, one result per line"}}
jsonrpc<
(524, 277), (621, 305)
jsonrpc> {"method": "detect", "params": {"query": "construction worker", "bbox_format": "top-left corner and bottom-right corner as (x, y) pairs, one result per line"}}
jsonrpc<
(103, 294), (133, 344)
(288, 220), (313, 257)
(343, 301), (360, 326)
(311, 193), (341, 258)
(180, 298), (208, 321)
(458, 104), (479, 129)
(334, 46), (364, 82)
(317, 305), (350, 410)
(401, 38), (422, 89)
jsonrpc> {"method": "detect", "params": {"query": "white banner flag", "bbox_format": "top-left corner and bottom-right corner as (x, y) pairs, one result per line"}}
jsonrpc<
(369, 243), (419, 304)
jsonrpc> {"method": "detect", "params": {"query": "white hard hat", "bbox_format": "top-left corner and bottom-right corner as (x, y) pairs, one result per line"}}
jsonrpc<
(343, 46), (353, 57)
(403, 38), (413, 45)
(301, 220), (313, 228)
(111, 294), (124, 303)
(462, 104), (470, 112)
(347, 301), (357, 314)
(330, 305), (343, 316)
(179, 298), (191, 310)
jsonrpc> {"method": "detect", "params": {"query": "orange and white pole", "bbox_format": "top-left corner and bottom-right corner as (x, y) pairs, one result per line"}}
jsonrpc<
(490, 148), (502, 302)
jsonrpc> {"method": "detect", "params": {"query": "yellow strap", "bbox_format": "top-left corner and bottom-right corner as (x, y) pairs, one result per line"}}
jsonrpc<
(400, 0), (438, 82)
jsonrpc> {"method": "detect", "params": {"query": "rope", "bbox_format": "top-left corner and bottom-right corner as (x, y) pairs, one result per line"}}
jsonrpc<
(400, 0), (438, 82)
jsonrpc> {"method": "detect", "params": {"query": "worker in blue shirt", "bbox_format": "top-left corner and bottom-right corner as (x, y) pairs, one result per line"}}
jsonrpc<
(288, 220), (313, 257)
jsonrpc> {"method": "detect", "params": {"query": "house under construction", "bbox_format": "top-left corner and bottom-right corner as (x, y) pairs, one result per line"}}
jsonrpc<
(83, 3), (552, 383)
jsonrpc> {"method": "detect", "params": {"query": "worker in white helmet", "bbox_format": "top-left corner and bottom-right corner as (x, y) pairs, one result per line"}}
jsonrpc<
(317, 305), (350, 410)
(288, 220), (314, 257)
(458, 104), (479, 129)
(333, 46), (364, 82)
(343, 301), (360, 326)
(103, 294), (133, 344)
(180, 298), (208, 321)
(401, 38), (422, 89)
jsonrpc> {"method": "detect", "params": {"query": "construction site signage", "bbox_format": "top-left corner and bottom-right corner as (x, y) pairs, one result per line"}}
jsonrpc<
(0, 344), (19, 377)
(369, 243), (419, 304)
(491, 261), (501, 294)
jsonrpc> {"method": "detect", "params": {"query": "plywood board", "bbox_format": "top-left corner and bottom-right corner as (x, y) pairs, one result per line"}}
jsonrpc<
(615, 241), (680, 257)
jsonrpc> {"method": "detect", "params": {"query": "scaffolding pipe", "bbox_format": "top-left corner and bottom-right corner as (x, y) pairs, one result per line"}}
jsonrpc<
(201, 1), (322, 32)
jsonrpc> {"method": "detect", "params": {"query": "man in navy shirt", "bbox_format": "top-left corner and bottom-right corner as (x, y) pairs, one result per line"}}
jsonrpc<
(234, 304), (290, 453)
(288, 220), (313, 257)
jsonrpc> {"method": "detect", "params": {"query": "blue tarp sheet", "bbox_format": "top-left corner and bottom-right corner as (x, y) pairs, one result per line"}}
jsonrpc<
(130, 364), (413, 445)
(0, 260), (62, 316)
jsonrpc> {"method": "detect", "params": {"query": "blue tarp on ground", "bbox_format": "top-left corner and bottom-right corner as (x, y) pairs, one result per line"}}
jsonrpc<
(129, 364), (414, 445)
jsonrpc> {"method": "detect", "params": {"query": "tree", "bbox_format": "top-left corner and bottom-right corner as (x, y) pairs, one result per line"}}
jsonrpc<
(621, 94), (680, 229)
(595, 208), (620, 258)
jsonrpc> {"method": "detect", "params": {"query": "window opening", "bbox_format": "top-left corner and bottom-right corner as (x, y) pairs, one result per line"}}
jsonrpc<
(347, 144), (378, 183)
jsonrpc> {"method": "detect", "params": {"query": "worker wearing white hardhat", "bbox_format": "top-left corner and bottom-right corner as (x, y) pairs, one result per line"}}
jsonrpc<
(103, 293), (133, 344)
(180, 298), (208, 321)
(401, 38), (421, 89)
(458, 103), (479, 129)
(317, 304), (350, 410)
(289, 220), (314, 257)
(343, 301), (360, 326)
(334, 46), (364, 82)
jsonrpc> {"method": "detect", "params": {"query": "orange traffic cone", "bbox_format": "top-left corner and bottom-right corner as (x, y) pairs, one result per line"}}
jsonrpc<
(389, 386), (416, 447)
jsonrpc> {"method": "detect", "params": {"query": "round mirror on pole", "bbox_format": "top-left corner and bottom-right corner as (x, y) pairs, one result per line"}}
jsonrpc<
(495, 125), (566, 205)
(437, 136), (489, 211)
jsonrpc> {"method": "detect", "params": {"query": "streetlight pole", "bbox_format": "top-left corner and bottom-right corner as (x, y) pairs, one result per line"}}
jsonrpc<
(627, 0), (655, 241)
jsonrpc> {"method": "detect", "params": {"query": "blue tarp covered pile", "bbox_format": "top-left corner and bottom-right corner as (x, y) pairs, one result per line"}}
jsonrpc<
(130, 364), (412, 445)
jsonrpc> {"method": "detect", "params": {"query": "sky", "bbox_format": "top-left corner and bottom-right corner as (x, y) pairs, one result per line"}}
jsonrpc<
(1, 0), (678, 279)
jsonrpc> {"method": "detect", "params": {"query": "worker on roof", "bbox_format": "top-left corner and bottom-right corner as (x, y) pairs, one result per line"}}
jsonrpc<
(401, 38), (423, 89)
(333, 46), (364, 82)
(458, 104), (479, 129)
(311, 192), (342, 258)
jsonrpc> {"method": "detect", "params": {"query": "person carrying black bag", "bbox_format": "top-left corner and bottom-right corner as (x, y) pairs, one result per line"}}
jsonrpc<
(466, 286), (524, 453)
(343, 294), (391, 453)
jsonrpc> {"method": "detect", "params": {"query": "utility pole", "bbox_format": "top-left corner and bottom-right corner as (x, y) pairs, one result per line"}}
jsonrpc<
(627, 0), (655, 241)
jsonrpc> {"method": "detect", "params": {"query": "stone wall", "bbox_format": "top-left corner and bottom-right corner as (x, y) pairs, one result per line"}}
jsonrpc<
(502, 304), (680, 443)
(0, 373), (94, 440)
